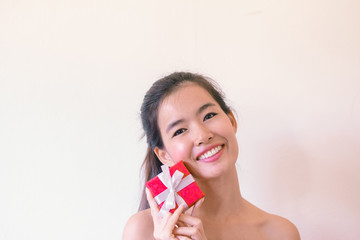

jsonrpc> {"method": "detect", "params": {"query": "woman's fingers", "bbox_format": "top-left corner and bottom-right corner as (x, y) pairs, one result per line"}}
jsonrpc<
(173, 226), (199, 236)
(176, 236), (191, 240)
(173, 199), (206, 239)
(191, 197), (205, 217)
(174, 226), (206, 240)
(148, 201), (186, 240)
(177, 214), (203, 229)
(163, 204), (184, 231)
(176, 211), (206, 239)
(146, 191), (206, 240)
(146, 188), (160, 217)
(176, 220), (186, 228)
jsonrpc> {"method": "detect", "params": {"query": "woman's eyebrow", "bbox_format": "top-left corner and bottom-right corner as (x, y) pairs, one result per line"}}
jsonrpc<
(197, 102), (216, 115)
(165, 103), (216, 134)
(166, 119), (184, 133)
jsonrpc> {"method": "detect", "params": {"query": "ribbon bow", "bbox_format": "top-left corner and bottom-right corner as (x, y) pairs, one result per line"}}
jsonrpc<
(154, 164), (195, 216)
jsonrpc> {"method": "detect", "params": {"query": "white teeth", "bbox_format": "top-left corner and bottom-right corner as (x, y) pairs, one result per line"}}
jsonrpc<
(198, 145), (222, 160)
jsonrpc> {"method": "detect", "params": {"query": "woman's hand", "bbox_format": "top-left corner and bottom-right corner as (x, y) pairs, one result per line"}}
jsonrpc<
(146, 188), (207, 240)
(173, 198), (207, 240)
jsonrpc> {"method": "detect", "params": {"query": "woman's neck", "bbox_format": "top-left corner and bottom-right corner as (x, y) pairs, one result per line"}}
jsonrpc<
(196, 166), (245, 220)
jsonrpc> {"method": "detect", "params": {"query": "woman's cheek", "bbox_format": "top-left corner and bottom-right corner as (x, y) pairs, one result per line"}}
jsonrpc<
(170, 142), (189, 163)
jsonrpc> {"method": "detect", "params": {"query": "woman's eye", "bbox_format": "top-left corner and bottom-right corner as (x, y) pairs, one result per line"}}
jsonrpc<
(204, 112), (217, 121)
(173, 128), (186, 137)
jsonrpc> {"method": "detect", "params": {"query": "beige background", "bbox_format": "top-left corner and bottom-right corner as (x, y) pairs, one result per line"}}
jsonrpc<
(1, 0), (359, 239)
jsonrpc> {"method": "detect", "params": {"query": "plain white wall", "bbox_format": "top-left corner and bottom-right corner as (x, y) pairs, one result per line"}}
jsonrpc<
(1, 0), (359, 239)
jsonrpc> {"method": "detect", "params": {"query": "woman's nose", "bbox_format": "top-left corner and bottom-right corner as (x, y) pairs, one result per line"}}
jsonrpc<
(193, 124), (213, 146)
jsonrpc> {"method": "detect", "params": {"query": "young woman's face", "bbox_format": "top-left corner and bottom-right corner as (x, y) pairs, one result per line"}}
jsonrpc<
(155, 82), (239, 179)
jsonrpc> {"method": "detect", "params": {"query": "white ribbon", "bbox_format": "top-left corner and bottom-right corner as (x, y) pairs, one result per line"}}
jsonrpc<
(154, 164), (195, 217)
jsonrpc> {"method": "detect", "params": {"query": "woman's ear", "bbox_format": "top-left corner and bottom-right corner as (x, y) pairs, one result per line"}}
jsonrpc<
(154, 147), (175, 167)
(228, 111), (238, 133)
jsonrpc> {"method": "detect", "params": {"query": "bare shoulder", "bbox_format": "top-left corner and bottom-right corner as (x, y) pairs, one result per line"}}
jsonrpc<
(262, 214), (301, 240)
(122, 209), (154, 240)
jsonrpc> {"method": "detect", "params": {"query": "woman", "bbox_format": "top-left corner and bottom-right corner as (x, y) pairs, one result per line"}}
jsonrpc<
(123, 72), (300, 240)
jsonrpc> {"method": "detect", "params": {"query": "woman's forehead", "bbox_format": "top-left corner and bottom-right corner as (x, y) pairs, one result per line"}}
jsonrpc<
(160, 83), (215, 110)
(158, 84), (220, 126)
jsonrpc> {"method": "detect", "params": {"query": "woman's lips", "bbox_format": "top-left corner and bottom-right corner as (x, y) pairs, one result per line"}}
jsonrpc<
(196, 144), (224, 162)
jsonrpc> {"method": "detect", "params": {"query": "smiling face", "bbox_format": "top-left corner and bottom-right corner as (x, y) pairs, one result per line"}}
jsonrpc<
(154, 82), (239, 179)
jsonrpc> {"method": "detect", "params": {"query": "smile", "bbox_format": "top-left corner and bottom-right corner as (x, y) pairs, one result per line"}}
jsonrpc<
(197, 145), (223, 160)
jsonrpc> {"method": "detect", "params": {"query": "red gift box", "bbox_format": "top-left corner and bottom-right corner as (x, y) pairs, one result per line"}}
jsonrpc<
(146, 161), (205, 215)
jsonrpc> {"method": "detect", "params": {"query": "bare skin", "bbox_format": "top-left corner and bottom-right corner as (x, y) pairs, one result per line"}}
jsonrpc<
(123, 83), (300, 240)
(123, 169), (300, 240)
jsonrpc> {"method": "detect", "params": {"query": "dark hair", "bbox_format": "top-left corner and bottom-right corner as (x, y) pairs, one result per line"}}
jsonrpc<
(138, 72), (231, 211)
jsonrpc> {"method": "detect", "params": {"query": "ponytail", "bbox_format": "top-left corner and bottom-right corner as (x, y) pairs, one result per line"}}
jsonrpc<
(138, 146), (162, 211)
